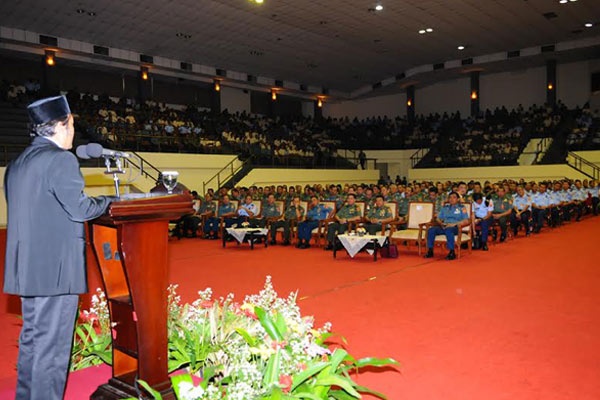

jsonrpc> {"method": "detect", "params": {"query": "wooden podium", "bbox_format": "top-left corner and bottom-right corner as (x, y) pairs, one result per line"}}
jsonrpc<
(88, 193), (193, 399)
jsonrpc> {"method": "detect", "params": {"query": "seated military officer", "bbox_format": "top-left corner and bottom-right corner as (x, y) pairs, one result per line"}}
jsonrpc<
(424, 191), (469, 260)
(261, 194), (282, 233)
(203, 194), (237, 238)
(237, 194), (260, 225)
(558, 181), (574, 222)
(362, 195), (394, 235)
(324, 194), (363, 250)
(571, 179), (587, 221)
(531, 183), (551, 233)
(511, 185), (531, 236)
(296, 196), (333, 249)
(589, 179), (599, 216)
(491, 186), (512, 242)
(270, 195), (305, 246)
(472, 192), (493, 251)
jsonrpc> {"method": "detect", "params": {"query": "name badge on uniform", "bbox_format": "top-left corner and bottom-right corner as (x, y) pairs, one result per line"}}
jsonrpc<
(454, 208), (460, 214)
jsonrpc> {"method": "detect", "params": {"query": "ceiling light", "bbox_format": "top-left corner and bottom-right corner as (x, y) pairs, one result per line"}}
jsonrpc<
(375, 4), (383, 11)
(458, 45), (465, 50)
(585, 23), (593, 28)
(255, 0), (264, 3)
(45, 50), (55, 66)
(426, 28), (433, 33)
(419, 29), (426, 34)
(559, 0), (568, 3)
(569, 0), (577, 2)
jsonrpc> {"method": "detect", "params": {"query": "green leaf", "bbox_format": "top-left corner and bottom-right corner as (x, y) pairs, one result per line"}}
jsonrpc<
(255, 306), (284, 341)
(263, 349), (281, 387)
(274, 312), (288, 337)
(292, 392), (325, 400)
(291, 362), (329, 391)
(329, 389), (359, 400)
(315, 375), (360, 398)
(137, 379), (163, 400)
(329, 349), (349, 371)
(353, 385), (389, 399)
(353, 357), (400, 369)
(235, 327), (257, 347)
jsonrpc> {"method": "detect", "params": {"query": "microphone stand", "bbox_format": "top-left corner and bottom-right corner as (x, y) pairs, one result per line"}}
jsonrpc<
(102, 155), (125, 198)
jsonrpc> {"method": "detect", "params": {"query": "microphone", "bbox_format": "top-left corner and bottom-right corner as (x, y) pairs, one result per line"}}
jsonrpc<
(85, 143), (131, 159)
(75, 144), (90, 159)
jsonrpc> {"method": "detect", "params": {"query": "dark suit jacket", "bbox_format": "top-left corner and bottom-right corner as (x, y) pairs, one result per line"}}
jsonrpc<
(3, 137), (111, 296)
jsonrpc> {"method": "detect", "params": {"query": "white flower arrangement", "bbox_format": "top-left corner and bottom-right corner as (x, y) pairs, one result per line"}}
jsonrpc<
(75, 277), (399, 399)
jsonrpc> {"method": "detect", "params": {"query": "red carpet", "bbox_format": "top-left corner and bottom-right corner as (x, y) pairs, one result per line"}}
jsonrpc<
(1, 218), (600, 399)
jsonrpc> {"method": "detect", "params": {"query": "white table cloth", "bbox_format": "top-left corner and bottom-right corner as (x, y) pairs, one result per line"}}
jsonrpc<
(226, 227), (268, 244)
(337, 234), (388, 258)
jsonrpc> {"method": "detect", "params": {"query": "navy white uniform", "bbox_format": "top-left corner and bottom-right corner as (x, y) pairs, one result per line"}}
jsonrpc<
(473, 199), (493, 246)
(531, 191), (551, 232)
(511, 193), (531, 235)
(427, 203), (469, 251)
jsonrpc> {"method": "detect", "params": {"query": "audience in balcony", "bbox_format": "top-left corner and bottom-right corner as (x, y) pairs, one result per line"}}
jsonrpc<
(2, 80), (600, 166)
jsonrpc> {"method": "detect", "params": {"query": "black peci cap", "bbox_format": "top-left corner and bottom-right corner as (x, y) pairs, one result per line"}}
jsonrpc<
(27, 95), (71, 125)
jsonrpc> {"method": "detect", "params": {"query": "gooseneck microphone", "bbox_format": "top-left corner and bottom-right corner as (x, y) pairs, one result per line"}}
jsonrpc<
(74, 143), (131, 198)
(84, 143), (131, 159)
(75, 144), (90, 159)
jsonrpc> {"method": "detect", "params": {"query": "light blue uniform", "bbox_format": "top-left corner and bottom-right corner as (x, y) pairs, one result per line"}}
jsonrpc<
(532, 192), (551, 207)
(513, 194), (530, 211)
(473, 199), (492, 244)
(427, 204), (469, 250)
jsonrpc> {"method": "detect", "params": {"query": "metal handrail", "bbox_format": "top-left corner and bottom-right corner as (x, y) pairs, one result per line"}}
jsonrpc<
(202, 156), (247, 195)
(410, 148), (426, 168)
(128, 151), (162, 181)
(566, 152), (600, 180)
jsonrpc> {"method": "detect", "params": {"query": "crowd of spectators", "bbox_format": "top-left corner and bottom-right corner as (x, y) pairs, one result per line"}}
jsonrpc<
(2, 81), (600, 167)
(566, 106), (600, 149)
(424, 103), (572, 168)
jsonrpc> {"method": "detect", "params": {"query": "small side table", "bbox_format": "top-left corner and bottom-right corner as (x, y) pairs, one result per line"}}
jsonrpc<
(224, 227), (269, 250)
(334, 234), (388, 261)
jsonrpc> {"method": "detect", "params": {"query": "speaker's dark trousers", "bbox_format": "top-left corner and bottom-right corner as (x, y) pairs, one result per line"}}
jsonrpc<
(16, 294), (79, 400)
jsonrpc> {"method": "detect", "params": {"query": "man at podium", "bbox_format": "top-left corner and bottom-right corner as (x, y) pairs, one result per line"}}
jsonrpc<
(3, 95), (113, 400)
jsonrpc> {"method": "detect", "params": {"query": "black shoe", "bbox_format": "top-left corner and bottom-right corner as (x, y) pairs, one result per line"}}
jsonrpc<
(270, 239), (277, 245)
(424, 249), (434, 258)
(482, 244), (489, 251)
(296, 241), (303, 248)
(282, 240), (290, 246)
(445, 250), (456, 260)
(500, 234), (506, 243)
(324, 243), (333, 251)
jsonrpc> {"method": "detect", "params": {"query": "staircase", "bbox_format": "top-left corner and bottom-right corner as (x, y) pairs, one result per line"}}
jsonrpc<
(518, 137), (552, 165)
(202, 156), (246, 194)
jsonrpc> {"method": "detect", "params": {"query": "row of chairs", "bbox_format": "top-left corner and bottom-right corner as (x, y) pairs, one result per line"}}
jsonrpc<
(181, 199), (476, 258)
